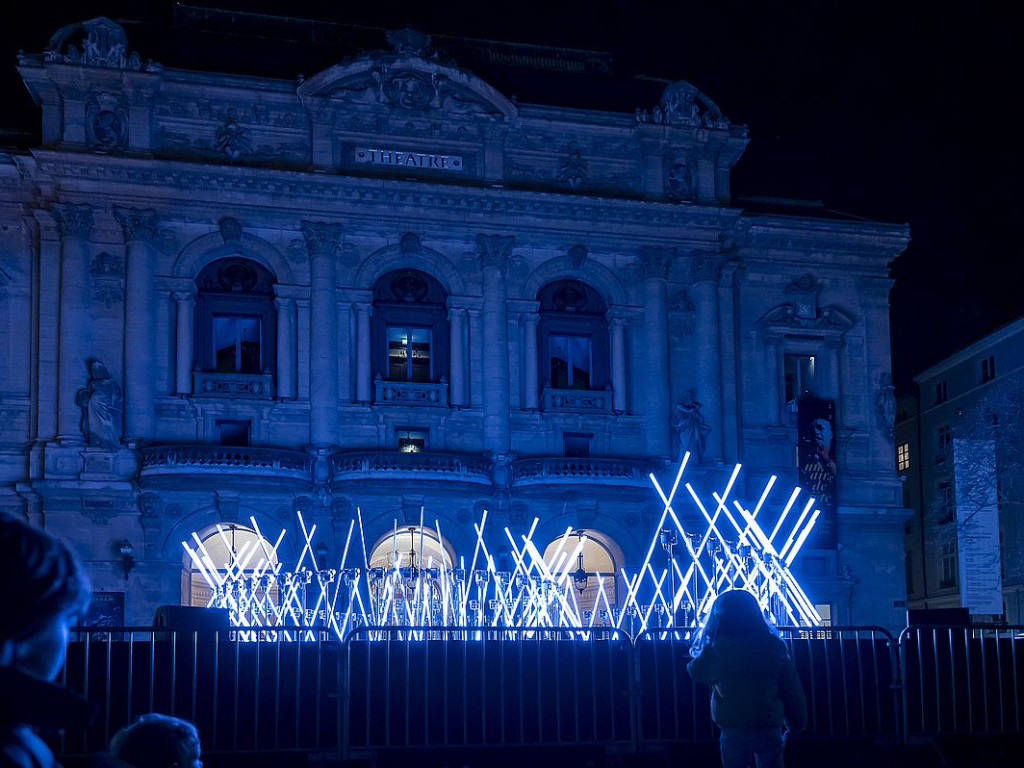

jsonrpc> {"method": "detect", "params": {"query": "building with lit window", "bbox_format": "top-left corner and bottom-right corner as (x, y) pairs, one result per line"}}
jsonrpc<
(0, 16), (910, 630)
(898, 314), (1024, 623)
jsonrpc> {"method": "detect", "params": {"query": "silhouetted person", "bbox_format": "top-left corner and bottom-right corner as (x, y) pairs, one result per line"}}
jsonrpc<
(0, 513), (93, 768)
(687, 589), (807, 768)
(109, 714), (201, 768)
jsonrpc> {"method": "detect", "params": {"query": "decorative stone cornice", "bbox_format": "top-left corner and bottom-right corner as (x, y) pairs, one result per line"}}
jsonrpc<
(477, 234), (515, 273)
(301, 221), (343, 260)
(113, 206), (159, 244)
(636, 246), (675, 280)
(50, 203), (94, 239)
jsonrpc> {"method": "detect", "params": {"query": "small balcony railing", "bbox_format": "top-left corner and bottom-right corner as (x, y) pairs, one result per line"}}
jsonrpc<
(193, 371), (274, 398)
(374, 378), (449, 406)
(542, 386), (613, 412)
(511, 457), (651, 487)
(139, 445), (313, 481)
(329, 450), (492, 485)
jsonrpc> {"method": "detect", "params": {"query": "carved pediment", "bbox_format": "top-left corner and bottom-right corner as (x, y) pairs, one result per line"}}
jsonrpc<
(297, 34), (517, 122)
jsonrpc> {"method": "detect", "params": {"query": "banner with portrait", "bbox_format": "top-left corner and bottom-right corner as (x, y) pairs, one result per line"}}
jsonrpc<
(797, 397), (838, 548)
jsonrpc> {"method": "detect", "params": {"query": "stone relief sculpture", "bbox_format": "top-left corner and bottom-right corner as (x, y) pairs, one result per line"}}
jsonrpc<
(875, 373), (897, 442)
(76, 359), (123, 449)
(673, 389), (711, 463)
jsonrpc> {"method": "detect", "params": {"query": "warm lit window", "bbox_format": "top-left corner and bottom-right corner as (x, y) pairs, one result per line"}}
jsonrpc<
(550, 335), (593, 389)
(388, 327), (432, 382)
(935, 380), (948, 404)
(784, 354), (816, 403)
(897, 442), (910, 472)
(981, 355), (996, 383)
(397, 429), (427, 452)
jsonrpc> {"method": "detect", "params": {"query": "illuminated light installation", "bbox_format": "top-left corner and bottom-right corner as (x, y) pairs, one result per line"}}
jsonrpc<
(182, 453), (820, 640)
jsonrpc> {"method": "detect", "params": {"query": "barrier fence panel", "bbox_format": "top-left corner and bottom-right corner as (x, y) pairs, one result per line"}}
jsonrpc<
(341, 627), (634, 757)
(61, 628), (341, 756)
(779, 627), (899, 741)
(633, 627), (899, 745)
(899, 625), (1024, 737)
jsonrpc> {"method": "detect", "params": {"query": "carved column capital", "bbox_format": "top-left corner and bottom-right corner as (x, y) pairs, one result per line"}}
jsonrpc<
(477, 234), (515, 273)
(113, 206), (159, 244)
(691, 254), (723, 284)
(50, 203), (95, 240)
(301, 221), (343, 260)
(171, 289), (196, 304)
(447, 306), (468, 322)
(354, 301), (374, 319)
(637, 246), (675, 280)
(274, 296), (296, 311)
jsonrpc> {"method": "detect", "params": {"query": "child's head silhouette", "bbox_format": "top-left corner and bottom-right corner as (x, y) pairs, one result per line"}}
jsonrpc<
(691, 589), (778, 655)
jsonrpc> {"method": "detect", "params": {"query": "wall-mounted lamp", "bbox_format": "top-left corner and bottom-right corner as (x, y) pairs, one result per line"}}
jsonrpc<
(119, 539), (135, 580)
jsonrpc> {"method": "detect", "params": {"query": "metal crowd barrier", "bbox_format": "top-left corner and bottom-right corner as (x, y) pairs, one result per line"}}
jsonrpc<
(900, 624), (1024, 738)
(57, 623), (1024, 760)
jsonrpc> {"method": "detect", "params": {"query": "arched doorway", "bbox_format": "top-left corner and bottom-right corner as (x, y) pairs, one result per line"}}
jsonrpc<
(543, 530), (619, 617)
(367, 526), (455, 624)
(184, 523), (280, 610)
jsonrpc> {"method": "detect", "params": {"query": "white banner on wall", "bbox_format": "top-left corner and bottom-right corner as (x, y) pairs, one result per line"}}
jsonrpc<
(952, 438), (1003, 615)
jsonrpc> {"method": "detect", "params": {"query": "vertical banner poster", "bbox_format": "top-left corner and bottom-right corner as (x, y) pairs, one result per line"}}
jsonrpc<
(953, 438), (1003, 615)
(79, 591), (126, 640)
(797, 397), (838, 548)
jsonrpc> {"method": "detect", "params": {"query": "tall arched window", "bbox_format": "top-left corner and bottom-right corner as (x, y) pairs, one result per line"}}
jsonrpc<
(185, 523), (280, 608)
(193, 258), (276, 398)
(537, 280), (609, 405)
(372, 269), (449, 403)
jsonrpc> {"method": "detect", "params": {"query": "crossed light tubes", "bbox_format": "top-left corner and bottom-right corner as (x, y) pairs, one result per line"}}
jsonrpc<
(182, 453), (820, 640)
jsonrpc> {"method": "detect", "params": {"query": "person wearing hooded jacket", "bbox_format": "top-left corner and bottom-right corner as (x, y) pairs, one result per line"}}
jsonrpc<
(687, 589), (807, 768)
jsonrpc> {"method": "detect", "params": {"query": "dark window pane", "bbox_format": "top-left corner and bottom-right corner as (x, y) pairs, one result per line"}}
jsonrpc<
(410, 328), (431, 382)
(550, 336), (570, 388)
(570, 336), (592, 389)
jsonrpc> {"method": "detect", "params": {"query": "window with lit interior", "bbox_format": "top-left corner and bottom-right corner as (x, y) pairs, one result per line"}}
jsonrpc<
(372, 269), (448, 391)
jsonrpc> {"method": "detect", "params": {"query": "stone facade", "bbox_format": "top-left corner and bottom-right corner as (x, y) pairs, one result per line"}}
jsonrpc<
(0, 18), (910, 630)
(898, 315), (1024, 623)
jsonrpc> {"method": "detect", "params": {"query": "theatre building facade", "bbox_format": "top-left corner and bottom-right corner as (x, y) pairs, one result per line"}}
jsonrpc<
(0, 18), (910, 630)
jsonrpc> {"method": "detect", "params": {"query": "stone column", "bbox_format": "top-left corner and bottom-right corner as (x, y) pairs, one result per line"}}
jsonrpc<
(638, 246), (673, 457)
(477, 234), (514, 453)
(114, 207), (158, 440)
(172, 290), (195, 396)
(354, 302), (372, 404)
(275, 295), (296, 400)
(522, 311), (540, 410)
(692, 255), (723, 461)
(448, 306), (467, 407)
(51, 204), (94, 442)
(610, 316), (628, 413)
(302, 222), (341, 447)
(468, 308), (482, 407)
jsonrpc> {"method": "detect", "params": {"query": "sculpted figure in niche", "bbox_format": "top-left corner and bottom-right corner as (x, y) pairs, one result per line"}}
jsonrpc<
(76, 359), (123, 449)
(673, 389), (711, 463)
(666, 160), (694, 201)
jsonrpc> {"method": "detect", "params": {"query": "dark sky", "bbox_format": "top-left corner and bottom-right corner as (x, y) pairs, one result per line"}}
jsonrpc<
(3, 1), (1022, 394)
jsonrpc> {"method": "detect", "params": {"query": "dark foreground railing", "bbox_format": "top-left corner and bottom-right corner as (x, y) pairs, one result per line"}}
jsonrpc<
(57, 624), (1024, 760)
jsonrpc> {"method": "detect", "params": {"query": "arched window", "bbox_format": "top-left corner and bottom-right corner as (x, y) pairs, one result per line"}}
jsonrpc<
(536, 280), (609, 404)
(372, 269), (449, 402)
(185, 523), (280, 608)
(542, 530), (618, 615)
(367, 526), (455, 623)
(193, 258), (276, 397)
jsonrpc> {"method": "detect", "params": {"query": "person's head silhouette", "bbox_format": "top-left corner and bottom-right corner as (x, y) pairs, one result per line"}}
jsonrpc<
(110, 713), (202, 768)
(0, 513), (91, 680)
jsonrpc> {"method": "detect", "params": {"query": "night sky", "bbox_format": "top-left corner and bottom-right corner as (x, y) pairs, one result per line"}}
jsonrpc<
(3, 1), (1021, 394)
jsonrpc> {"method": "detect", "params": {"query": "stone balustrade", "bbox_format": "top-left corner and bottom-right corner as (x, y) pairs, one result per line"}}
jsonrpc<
(541, 386), (614, 412)
(329, 450), (493, 484)
(374, 378), (449, 406)
(510, 456), (652, 486)
(192, 371), (274, 398)
(139, 445), (313, 481)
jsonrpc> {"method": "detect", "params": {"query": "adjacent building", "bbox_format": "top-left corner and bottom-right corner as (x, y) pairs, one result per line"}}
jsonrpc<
(0, 17), (910, 629)
(899, 315), (1024, 623)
